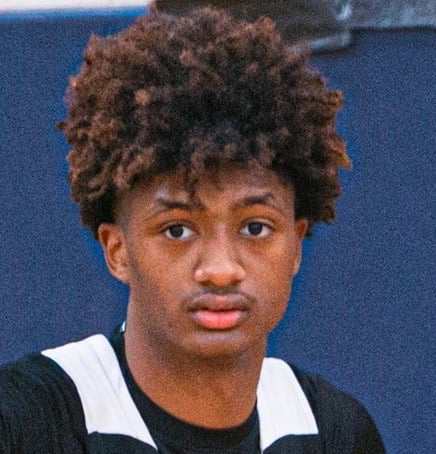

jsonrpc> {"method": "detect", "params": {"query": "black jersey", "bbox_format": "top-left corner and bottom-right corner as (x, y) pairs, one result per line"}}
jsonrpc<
(0, 333), (384, 453)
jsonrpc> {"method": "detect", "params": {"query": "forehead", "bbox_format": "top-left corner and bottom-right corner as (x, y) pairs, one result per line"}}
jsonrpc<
(115, 163), (296, 222)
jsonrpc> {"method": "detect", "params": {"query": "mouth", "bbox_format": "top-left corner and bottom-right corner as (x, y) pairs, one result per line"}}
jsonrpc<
(188, 294), (250, 330)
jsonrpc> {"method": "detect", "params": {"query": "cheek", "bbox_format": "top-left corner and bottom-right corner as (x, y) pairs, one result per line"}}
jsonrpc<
(249, 258), (292, 289)
(249, 244), (296, 315)
(253, 238), (297, 283)
(126, 248), (162, 297)
(127, 246), (190, 308)
(256, 287), (290, 335)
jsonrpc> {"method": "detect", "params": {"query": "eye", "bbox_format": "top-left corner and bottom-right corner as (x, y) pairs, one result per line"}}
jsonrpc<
(164, 224), (194, 240)
(240, 221), (271, 238)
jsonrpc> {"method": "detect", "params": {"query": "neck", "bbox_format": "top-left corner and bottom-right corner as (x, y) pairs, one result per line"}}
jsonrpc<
(124, 321), (266, 429)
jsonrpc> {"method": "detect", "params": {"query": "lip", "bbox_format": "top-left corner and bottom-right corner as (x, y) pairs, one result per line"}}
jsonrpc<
(191, 309), (247, 330)
(188, 293), (250, 330)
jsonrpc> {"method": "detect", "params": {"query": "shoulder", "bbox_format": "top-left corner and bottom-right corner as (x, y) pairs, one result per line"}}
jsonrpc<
(0, 344), (88, 452)
(289, 363), (385, 453)
(0, 352), (81, 414)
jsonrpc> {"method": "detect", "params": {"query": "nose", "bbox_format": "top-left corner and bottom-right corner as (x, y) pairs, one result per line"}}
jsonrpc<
(194, 233), (246, 288)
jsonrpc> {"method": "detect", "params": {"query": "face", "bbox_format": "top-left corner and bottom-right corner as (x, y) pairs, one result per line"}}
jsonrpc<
(99, 164), (307, 361)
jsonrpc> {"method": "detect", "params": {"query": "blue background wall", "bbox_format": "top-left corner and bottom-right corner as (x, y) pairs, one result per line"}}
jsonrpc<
(0, 13), (434, 453)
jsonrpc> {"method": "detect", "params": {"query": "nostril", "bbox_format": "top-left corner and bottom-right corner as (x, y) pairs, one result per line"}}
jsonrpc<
(194, 262), (246, 287)
(194, 238), (246, 286)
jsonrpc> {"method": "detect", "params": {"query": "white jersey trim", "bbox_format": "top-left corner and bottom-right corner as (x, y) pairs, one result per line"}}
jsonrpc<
(42, 334), (157, 448)
(43, 335), (317, 451)
(257, 357), (319, 450)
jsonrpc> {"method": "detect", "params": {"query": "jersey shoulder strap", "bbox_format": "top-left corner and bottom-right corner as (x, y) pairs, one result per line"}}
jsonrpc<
(257, 357), (318, 451)
(42, 334), (157, 448)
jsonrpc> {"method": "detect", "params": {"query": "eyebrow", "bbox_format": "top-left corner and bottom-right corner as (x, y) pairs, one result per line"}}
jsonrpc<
(153, 197), (205, 213)
(239, 192), (276, 208)
(150, 191), (281, 216)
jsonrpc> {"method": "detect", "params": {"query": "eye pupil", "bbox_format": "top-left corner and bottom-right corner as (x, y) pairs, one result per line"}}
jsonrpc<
(168, 225), (184, 238)
(247, 222), (263, 235)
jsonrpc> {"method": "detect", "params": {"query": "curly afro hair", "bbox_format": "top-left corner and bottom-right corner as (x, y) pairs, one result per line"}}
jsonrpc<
(60, 6), (351, 238)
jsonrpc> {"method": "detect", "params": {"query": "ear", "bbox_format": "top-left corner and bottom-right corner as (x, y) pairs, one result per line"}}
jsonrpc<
(98, 223), (129, 284)
(291, 218), (308, 275)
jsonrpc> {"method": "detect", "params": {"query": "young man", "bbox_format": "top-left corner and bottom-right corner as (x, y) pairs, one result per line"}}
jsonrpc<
(0, 6), (385, 453)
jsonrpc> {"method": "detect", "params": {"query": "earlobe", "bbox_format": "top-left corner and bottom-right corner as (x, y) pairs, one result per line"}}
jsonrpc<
(98, 223), (129, 284)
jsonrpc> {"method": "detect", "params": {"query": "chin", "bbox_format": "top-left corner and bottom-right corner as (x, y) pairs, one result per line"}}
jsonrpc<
(182, 331), (267, 361)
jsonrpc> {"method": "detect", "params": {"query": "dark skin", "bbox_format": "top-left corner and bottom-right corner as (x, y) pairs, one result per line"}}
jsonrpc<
(98, 162), (308, 429)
